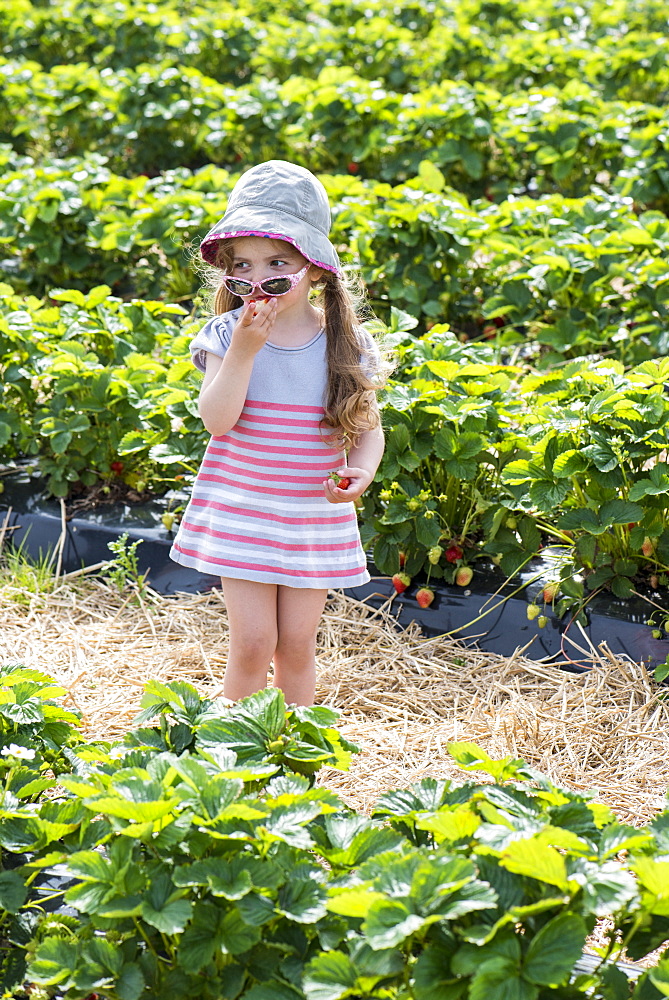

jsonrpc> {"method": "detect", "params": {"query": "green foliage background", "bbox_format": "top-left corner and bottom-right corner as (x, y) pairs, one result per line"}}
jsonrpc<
(1, 0), (669, 608)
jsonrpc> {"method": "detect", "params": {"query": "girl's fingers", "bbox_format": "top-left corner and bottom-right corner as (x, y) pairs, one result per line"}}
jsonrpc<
(242, 298), (276, 325)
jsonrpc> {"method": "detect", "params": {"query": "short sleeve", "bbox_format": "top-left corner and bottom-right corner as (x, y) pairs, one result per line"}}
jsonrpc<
(189, 309), (242, 372)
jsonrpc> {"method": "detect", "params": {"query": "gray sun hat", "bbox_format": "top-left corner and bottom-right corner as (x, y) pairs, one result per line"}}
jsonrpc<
(200, 160), (341, 274)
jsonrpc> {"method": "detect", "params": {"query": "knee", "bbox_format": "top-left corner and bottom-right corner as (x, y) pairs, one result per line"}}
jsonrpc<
(275, 623), (318, 661)
(230, 624), (277, 664)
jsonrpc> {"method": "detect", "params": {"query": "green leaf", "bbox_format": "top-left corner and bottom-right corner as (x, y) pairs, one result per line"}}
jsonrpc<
(303, 951), (358, 1000)
(413, 944), (467, 1000)
(415, 807), (480, 842)
(326, 888), (388, 918)
(219, 907), (263, 953)
(363, 898), (425, 949)
(629, 464), (669, 500)
(142, 896), (193, 934)
(236, 687), (287, 739)
(0, 870), (27, 914)
(579, 860), (638, 915)
(447, 741), (527, 781)
(244, 982), (304, 1000)
(29, 937), (78, 986)
(86, 794), (178, 822)
(523, 913), (587, 985)
(529, 478), (570, 510)
(501, 840), (569, 890)
(600, 499), (644, 525)
(418, 159), (447, 192)
(470, 961), (537, 1000)
(277, 878), (326, 923)
(415, 514), (442, 547)
(650, 957), (669, 996)
(552, 449), (589, 478)
(177, 903), (220, 973)
(116, 963), (145, 1000)
(174, 859), (252, 899)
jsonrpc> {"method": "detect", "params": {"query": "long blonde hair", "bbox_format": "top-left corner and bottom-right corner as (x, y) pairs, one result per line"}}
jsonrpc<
(209, 240), (391, 447)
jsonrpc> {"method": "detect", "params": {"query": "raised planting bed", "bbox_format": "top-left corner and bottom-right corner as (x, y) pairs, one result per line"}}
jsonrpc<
(1, 467), (668, 671)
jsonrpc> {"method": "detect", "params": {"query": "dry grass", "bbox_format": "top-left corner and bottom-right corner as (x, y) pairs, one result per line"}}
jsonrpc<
(2, 575), (668, 824)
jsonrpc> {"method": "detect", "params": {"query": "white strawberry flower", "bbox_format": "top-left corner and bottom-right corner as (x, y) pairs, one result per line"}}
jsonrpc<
(1, 743), (36, 760)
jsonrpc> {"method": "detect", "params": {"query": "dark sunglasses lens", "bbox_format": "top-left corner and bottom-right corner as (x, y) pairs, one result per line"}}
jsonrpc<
(224, 278), (253, 295)
(259, 277), (292, 294)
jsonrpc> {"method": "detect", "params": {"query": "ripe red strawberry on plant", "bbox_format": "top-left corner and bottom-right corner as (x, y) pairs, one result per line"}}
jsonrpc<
(445, 544), (463, 563)
(110, 460), (124, 476)
(392, 572), (411, 594)
(416, 586), (434, 608)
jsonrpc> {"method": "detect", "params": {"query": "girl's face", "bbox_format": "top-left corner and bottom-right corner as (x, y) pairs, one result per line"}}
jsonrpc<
(226, 236), (322, 313)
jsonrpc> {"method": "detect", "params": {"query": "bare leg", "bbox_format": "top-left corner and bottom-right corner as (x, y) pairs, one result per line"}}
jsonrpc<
(220, 578), (278, 701)
(272, 586), (328, 706)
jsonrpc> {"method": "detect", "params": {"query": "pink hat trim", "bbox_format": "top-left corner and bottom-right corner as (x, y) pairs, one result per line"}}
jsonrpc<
(201, 229), (340, 274)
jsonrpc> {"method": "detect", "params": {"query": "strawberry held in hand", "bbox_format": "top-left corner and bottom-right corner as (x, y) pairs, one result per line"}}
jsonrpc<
(416, 586), (434, 608)
(330, 470), (351, 490)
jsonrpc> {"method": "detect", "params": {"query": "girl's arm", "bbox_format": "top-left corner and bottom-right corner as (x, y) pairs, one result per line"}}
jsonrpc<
(198, 349), (254, 437)
(323, 421), (385, 504)
(198, 299), (277, 436)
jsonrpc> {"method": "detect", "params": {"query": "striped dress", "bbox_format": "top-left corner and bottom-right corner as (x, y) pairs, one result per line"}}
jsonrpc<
(169, 309), (371, 589)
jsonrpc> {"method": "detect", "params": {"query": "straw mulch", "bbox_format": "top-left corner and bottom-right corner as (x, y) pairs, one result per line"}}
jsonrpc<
(2, 575), (669, 825)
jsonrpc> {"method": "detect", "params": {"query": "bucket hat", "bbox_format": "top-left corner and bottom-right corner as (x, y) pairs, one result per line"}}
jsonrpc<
(200, 160), (341, 274)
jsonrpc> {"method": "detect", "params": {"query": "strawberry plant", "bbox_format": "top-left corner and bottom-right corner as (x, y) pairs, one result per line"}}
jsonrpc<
(0, 284), (205, 496)
(360, 311), (530, 580)
(501, 357), (669, 604)
(3, 665), (669, 997)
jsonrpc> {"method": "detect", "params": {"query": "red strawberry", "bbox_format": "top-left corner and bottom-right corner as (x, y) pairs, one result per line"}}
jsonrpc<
(392, 572), (411, 594)
(455, 566), (473, 587)
(445, 544), (463, 563)
(330, 471), (351, 490)
(110, 461), (124, 475)
(347, 161), (360, 174)
(416, 586), (434, 608)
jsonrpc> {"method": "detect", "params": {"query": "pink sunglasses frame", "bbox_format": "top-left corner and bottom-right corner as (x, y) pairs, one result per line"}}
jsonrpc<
(219, 263), (310, 298)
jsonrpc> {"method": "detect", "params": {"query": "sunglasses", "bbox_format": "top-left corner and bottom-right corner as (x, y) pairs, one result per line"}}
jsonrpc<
(219, 264), (310, 298)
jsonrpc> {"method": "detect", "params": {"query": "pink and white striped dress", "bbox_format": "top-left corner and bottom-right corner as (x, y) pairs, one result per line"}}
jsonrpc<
(169, 309), (371, 588)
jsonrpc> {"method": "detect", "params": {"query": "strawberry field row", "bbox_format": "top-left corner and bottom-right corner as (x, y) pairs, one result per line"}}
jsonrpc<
(2, 0), (669, 621)
(5, 667), (669, 999)
(1, 284), (667, 622)
(2, 151), (668, 365)
(1, 59), (668, 204)
(1, 0), (668, 101)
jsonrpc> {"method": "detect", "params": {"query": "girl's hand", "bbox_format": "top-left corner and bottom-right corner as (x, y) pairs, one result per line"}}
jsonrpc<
(231, 298), (277, 356)
(323, 467), (372, 504)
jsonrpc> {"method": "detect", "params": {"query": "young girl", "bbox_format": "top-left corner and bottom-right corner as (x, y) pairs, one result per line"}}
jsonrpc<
(170, 160), (388, 706)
